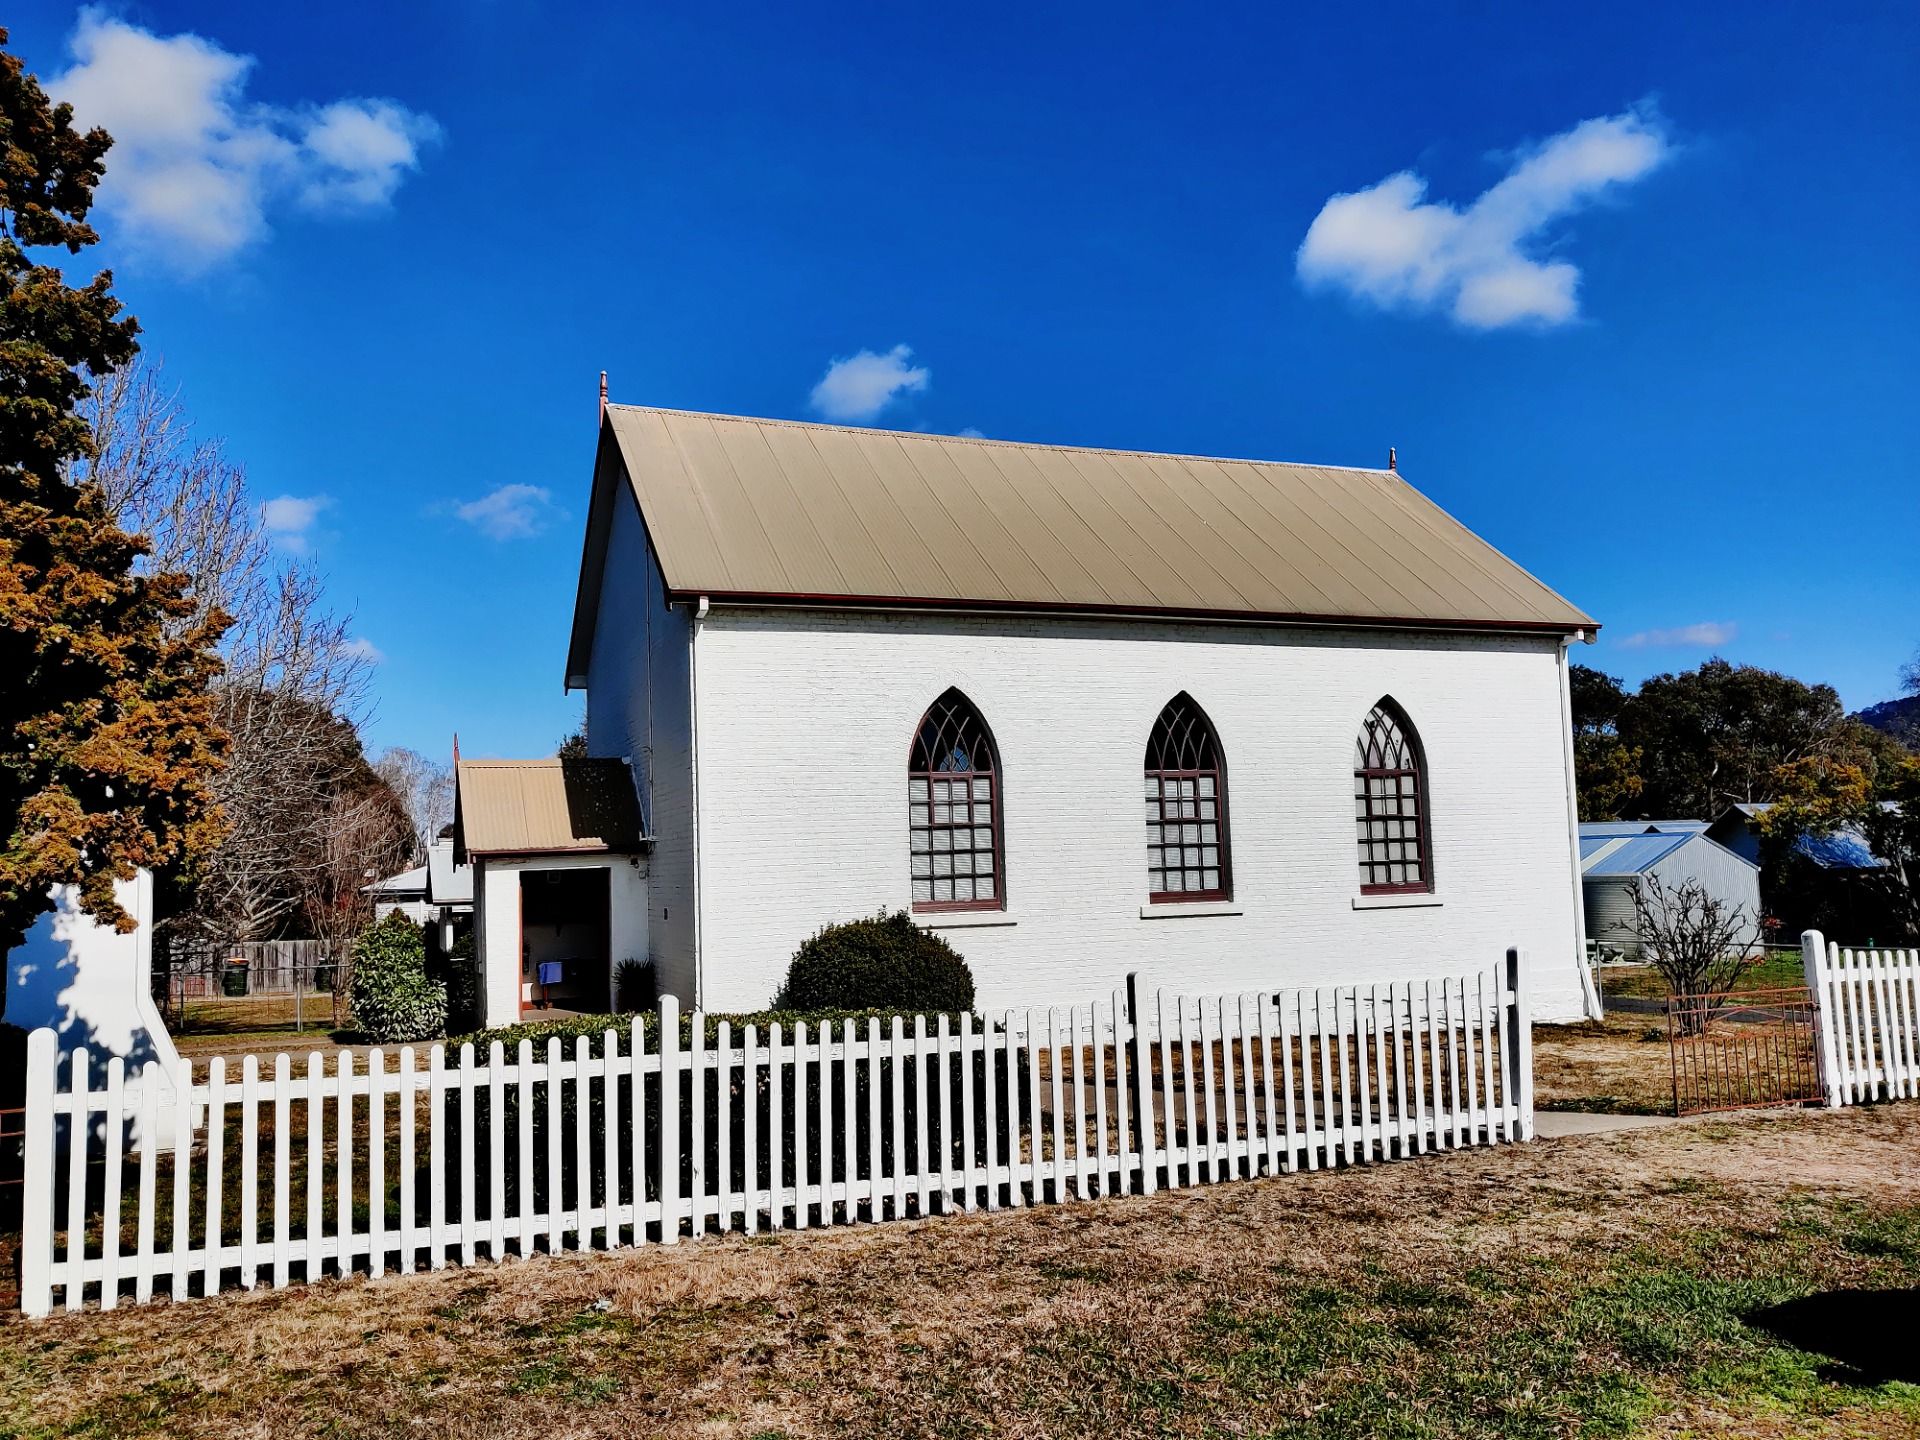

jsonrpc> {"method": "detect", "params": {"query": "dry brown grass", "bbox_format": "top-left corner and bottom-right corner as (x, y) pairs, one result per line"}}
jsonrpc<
(3, 1104), (1918, 1439)
(1533, 1013), (1679, 1115)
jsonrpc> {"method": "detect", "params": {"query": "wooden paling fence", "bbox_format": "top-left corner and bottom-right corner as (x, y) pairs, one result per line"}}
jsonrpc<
(1803, 930), (1920, 1107)
(20, 951), (1532, 1316)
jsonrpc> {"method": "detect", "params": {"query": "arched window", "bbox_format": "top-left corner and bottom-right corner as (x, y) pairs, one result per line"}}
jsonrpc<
(1145, 694), (1230, 901)
(1355, 699), (1432, 894)
(908, 689), (1002, 911)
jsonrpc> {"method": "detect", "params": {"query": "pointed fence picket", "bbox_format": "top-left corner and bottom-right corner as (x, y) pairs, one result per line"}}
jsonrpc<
(19, 950), (1532, 1316)
(1802, 930), (1920, 1107)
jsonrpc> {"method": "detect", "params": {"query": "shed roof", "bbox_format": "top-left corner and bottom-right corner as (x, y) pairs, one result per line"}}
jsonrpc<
(567, 406), (1595, 685)
(1578, 819), (1709, 838)
(454, 758), (644, 858)
(363, 864), (427, 898)
(1579, 830), (1757, 879)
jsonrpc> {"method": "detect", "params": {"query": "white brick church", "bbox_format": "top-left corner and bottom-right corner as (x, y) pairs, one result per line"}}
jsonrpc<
(455, 403), (1600, 1027)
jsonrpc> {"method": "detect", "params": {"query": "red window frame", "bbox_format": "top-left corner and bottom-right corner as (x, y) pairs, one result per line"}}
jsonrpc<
(1355, 698), (1433, 895)
(908, 690), (1004, 913)
(1145, 694), (1231, 903)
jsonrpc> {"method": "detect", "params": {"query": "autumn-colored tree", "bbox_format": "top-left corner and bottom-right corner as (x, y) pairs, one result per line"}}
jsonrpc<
(0, 30), (227, 953)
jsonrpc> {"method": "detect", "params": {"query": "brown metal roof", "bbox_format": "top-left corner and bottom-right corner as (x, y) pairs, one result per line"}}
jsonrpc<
(568, 406), (1592, 683)
(454, 758), (643, 857)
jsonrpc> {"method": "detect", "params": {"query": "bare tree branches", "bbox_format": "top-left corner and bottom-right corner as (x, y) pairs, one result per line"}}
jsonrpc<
(1629, 874), (1762, 1011)
(374, 747), (453, 856)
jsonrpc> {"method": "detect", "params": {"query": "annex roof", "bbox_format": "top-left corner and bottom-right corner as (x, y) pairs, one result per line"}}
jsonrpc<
(453, 758), (644, 859)
(362, 864), (427, 898)
(1577, 819), (1710, 838)
(567, 406), (1595, 685)
(425, 837), (473, 906)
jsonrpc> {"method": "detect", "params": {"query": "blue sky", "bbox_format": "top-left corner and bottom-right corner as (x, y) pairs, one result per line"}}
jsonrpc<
(14, 2), (1919, 759)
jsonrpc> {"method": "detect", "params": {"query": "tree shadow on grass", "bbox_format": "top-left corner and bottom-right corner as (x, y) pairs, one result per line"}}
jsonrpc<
(1748, 1289), (1920, 1385)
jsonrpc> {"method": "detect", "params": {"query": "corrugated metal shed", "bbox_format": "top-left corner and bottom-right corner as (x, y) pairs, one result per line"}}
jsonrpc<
(568, 406), (1594, 683)
(1580, 833), (1696, 877)
(454, 758), (644, 858)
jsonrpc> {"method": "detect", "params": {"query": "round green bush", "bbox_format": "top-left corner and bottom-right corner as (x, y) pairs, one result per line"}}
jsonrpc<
(772, 911), (975, 1013)
(351, 911), (447, 1043)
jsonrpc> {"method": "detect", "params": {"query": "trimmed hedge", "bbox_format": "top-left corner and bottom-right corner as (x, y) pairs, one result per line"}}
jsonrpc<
(455, 1004), (975, 1058)
(773, 911), (975, 1014)
(351, 911), (447, 1043)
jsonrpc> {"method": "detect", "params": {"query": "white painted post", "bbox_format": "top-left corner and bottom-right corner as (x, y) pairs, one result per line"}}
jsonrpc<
(981, 1013), (1001, 1212)
(716, 1021), (734, 1233)
(1045, 1009), (1064, 1202)
(1156, 991), (1178, 1188)
(572, 1035), (593, 1245)
(20, 1030), (56, 1318)
(629, 1016), (647, 1244)
(100, 1057), (125, 1309)
(935, 1013), (954, 1213)
(239, 1054), (258, 1289)
(368, 1049), (386, 1278)
(889, 1017), (907, 1219)
(792, 1021), (810, 1231)
(768, 1023), (785, 1231)
(658, 995), (681, 1244)
(398, 1047), (418, 1271)
(742, 1024), (759, 1235)
(486, 1041), (506, 1260)
(848, 1019), (868, 1221)
(427, 1046), (447, 1268)
(1507, 949), (1534, 1140)
(1272, 992), (1295, 1175)
(273, 1052), (292, 1287)
(203, 1055), (224, 1302)
(172, 1057), (194, 1300)
(135, 1062), (159, 1304)
(305, 1054), (324, 1283)
(1801, 930), (1841, 1107)
(914, 1015), (932, 1218)
(867, 1018), (885, 1219)
(1070, 1008), (1091, 1200)
(603, 1028), (622, 1248)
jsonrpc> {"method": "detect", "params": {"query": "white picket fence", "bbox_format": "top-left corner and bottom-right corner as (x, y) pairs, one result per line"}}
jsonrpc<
(1803, 930), (1920, 1107)
(20, 951), (1532, 1317)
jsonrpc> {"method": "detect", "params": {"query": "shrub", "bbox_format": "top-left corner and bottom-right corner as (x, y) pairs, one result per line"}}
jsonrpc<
(441, 925), (482, 1035)
(612, 957), (656, 1014)
(772, 911), (975, 1014)
(350, 911), (447, 1043)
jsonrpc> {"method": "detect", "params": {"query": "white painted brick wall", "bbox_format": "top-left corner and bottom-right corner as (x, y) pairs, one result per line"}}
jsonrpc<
(584, 490), (696, 999)
(686, 608), (1588, 1021)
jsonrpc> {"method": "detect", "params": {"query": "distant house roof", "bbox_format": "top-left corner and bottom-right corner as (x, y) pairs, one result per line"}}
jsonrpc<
(1711, 803), (1888, 871)
(1579, 829), (1757, 879)
(454, 758), (645, 858)
(425, 837), (473, 907)
(1577, 819), (1709, 838)
(567, 406), (1595, 686)
(363, 864), (427, 898)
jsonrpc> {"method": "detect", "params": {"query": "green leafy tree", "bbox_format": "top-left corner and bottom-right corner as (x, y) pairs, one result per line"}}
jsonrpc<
(1569, 665), (1643, 819)
(1618, 659), (1871, 819)
(0, 30), (227, 954)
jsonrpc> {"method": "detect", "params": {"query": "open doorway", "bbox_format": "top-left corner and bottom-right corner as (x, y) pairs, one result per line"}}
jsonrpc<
(518, 866), (610, 1013)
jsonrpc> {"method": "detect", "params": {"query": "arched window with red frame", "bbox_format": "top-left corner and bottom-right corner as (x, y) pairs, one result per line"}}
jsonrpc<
(1355, 698), (1432, 894)
(908, 689), (1003, 912)
(1145, 693), (1230, 901)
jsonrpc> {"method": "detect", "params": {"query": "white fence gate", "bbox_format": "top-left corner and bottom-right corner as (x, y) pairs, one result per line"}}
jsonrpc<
(21, 951), (1532, 1317)
(1803, 930), (1920, 1107)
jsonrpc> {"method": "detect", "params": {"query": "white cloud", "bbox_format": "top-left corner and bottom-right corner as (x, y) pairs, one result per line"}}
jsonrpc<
(956, 426), (986, 439)
(259, 493), (330, 552)
(49, 9), (440, 271)
(1296, 106), (1672, 330)
(338, 636), (384, 664)
(809, 345), (930, 423)
(1617, 621), (1737, 651)
(455, 484), (558, 541)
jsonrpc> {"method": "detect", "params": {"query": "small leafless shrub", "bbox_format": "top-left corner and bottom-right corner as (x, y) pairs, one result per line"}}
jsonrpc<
(1629, 874), (1761, 1023)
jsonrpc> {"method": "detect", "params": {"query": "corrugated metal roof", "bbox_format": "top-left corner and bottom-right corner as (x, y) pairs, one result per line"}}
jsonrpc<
(363, 864), (427, 897)
(455, 758), (644, 857)
(1578, 819), (1709, 838)
(1580, 832), (1695, 877)
(580, 406), (1593, 654)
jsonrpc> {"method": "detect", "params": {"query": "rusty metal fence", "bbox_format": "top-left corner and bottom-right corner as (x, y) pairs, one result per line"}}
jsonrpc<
(1665, 986), (1823, 1116)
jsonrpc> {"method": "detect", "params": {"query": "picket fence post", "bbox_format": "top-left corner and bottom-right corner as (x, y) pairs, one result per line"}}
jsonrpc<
(1506, 948), (1533, 1141)
(1801, 929), (1841, 1108)
(658, 994), (681, 1244)
(20, 1029), (57, 1319)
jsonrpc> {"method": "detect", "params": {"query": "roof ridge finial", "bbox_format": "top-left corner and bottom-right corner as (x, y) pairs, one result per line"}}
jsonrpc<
(1388, 446), (1396, 472)
(598, 370), (608, 421)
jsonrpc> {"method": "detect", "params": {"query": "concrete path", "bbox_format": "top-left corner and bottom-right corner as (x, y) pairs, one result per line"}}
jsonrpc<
(1534, 1109), (1683, 1137)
